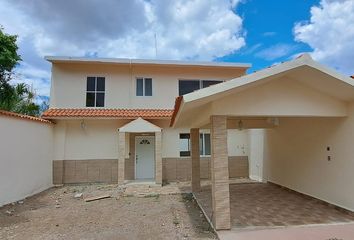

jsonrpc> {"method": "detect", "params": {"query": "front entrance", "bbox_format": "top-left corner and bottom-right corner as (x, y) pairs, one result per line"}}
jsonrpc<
(135, 136), (155, 179)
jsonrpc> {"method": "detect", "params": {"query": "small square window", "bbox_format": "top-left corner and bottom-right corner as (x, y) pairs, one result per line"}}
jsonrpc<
(136, 78), (153, 96)
(86, 77), (105, 107)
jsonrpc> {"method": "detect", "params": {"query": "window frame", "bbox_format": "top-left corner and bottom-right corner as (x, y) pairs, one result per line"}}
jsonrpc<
(178, 79), (223, 96)
(136, 77), (153, 97)
(179, 132), (211, 157)
(199, 133), (211, 156)
(179, 133), (191, 157)
(86, 76), (105, 108)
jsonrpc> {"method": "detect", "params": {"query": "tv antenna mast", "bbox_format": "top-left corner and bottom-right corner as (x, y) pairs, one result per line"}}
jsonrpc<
(154, 33), (158, 59)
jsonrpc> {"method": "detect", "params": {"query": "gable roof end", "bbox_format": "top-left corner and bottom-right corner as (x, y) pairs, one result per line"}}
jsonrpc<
(170, 54), (354, 127)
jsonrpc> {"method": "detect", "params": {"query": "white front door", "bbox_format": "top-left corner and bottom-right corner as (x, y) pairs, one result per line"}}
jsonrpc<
(135, 136), (155, 179)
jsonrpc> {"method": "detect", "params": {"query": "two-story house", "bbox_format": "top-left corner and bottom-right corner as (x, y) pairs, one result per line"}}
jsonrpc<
(42, 57), (253, 185)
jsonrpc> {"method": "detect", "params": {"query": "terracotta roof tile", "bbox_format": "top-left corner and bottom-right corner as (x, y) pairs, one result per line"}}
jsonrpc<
(0, 110), (52, 124)
(170, 96), (183, 127)
(42, 108), (174, 119)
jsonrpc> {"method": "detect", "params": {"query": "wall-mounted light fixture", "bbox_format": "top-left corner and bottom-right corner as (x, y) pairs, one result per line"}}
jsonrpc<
(80, 120), (86, 130)
(267, 117), (280, 126)
(238, 120), (244, 131)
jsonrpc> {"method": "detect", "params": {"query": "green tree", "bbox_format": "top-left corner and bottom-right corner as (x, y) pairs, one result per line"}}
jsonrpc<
(0, 27), (41, 116)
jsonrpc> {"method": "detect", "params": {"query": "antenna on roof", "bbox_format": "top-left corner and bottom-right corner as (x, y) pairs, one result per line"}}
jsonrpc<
(154, 33), (158, 59)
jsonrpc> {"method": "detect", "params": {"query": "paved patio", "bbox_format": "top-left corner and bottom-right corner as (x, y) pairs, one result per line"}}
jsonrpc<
(194, 182), (354, 230)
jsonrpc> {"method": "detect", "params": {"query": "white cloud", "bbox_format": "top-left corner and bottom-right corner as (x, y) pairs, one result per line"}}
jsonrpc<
(0, 0), (246, 98)
(294, 0), (354, 74)
(255, 43), (299, 61)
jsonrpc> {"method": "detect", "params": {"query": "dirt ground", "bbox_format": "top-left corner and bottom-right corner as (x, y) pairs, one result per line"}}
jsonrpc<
(0, 184), (216, 240)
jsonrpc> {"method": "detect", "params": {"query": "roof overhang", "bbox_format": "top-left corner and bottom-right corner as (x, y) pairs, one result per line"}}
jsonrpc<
(44, 56), (251, 69)
(42, 108), (173, 120)
(119, 117), (161, 133)
(171, 54), (354, 128)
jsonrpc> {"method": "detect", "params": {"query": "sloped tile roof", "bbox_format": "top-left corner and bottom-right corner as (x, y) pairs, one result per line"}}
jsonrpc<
(0, 110), (52, 124)
(42, 108), (174, 119)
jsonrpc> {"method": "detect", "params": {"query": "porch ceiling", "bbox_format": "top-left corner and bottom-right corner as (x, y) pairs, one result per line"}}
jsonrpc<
(171, 54), (354, 128)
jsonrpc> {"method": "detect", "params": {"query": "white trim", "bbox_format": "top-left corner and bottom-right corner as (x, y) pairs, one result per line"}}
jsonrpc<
(45, 56), (251, 68)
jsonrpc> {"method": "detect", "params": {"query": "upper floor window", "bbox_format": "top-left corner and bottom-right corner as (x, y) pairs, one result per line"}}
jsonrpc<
(86, 76), (105, 107)
(136, 77), (152, 96)
(178, 79), (222, 95)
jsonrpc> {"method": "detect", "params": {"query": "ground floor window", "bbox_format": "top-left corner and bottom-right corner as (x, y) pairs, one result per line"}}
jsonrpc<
(199, 133), (211, 156)
(179, 133), (211, 157)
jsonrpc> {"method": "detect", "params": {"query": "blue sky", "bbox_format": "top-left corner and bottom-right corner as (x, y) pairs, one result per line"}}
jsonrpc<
(220, 0), (317, 71)
(0, 0), (353, 100)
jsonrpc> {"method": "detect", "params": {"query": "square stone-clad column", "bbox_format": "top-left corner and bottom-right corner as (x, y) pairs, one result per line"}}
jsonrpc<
(190, 128), (201, 192)
(210, 115), (231, 230)
(155, 131), (163, 185)
(118, 131), (126, 185)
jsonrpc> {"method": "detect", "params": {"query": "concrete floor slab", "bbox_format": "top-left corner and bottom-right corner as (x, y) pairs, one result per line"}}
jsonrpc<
(195, 182), (354, 229)
(218, 223), (354, 240)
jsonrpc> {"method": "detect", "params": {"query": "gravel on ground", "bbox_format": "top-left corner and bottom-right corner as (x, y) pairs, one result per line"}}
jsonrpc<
(0, 184), (216, 240)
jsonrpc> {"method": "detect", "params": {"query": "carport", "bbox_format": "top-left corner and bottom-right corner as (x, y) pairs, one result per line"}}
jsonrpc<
(170, 54), (354, 231)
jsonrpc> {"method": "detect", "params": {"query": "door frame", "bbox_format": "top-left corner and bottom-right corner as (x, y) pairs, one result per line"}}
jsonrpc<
(134, 135), (155, 180)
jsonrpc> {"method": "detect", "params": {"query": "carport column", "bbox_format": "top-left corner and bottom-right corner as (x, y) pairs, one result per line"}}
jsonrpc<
(155, 131), (163, 185)
(118, 131), (126, 185)
(210, 115), (231, 230)
(190, 128), (201, 192)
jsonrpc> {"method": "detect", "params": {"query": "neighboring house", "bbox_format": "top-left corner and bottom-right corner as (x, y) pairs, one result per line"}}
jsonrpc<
(42, 57), (253, 185)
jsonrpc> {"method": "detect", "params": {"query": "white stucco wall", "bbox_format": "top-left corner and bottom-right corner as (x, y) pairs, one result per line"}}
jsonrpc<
(227, 129), (249, 156)
(0, 116), (53, 206)
(54, 119), (250, 160)
(50, 63), (246, 109)
(264, 102), (354, 211)
(162, 128), (249, 158)
(53, 119), (132, 160)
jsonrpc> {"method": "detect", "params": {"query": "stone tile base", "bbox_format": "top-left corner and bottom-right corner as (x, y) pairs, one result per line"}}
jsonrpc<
(53, 156), (249, 184)
(53, 159), (119, 184)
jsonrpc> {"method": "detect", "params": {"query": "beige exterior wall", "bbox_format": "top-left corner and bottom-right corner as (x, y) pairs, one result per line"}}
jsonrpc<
(175, 76), (350, 129)
(264, 102), (354, 211)
(53, 119), (249, 160)
(50, 63), (246, 109)
(211, 77), (346, 117)
(0, 116), (53, 206)
(52, 118), (250, 183)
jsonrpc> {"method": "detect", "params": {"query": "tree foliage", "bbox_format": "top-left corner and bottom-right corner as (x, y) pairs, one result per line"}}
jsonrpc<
(0, 27), (41, 116)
